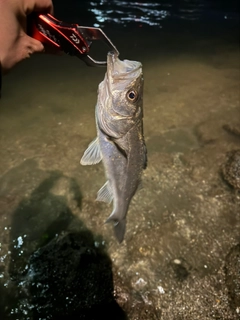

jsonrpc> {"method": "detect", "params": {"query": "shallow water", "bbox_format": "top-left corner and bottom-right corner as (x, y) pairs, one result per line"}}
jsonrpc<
(0, 1), (240, 319)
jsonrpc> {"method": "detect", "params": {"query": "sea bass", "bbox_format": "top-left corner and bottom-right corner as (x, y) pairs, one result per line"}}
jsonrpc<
(81, 52), (147, 243)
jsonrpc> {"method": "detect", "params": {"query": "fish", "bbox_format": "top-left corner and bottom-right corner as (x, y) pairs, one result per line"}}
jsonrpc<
(80, 51), (147, 243)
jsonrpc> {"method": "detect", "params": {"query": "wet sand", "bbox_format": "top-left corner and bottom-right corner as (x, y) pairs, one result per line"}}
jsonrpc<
(0, 20), (239, 319)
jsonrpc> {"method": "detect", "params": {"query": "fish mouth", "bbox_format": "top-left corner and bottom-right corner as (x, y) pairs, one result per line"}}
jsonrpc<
(107, 51), (142, 80)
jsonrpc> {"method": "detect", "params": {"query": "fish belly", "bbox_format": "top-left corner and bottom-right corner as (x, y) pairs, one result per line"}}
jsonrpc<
(98, 129), (131, 242)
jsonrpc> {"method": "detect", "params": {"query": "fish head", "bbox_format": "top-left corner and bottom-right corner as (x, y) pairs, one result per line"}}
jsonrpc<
(106, 52), (143, 119)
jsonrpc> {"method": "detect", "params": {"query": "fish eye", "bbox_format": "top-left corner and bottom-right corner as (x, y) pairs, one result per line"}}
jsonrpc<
(126, 89), (138, 102)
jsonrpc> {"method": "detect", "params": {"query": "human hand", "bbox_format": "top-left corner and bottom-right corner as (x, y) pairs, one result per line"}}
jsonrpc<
(0, 0), (53, 73)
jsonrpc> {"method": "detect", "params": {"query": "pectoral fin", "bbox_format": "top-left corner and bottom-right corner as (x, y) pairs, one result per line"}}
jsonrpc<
(80, 137), (102, 165)
(96, 181), (113, 204)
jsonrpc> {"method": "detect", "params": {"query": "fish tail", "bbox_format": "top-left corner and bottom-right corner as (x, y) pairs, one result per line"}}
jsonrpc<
(105, 214), (126, 243)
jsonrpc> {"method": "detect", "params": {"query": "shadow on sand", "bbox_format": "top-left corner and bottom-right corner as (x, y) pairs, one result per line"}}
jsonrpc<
(0, 164), (126, 319)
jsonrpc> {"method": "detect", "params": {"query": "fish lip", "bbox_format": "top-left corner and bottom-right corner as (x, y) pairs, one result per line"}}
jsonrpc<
(107, 51), (118, 69)
(107, 52), (142, 80)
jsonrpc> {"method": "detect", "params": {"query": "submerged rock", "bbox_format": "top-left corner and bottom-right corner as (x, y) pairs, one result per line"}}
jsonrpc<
(222, 150), (240, 190)
(19, 232), (125, 319)
(225, 244), (240, 312)
(170, 258), (191, 281)
(114, 273), (161, 320)
(223, 124), (240, 138)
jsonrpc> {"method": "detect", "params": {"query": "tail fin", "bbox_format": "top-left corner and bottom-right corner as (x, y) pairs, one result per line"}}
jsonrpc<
(105, 215), (126, 243)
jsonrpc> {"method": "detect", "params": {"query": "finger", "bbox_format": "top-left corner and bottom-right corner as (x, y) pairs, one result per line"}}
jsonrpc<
(11, 35), (44, 65)
(1, 35), (44, 72)
(33, 1), (54, 15)
(25, 0), (54, 15)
